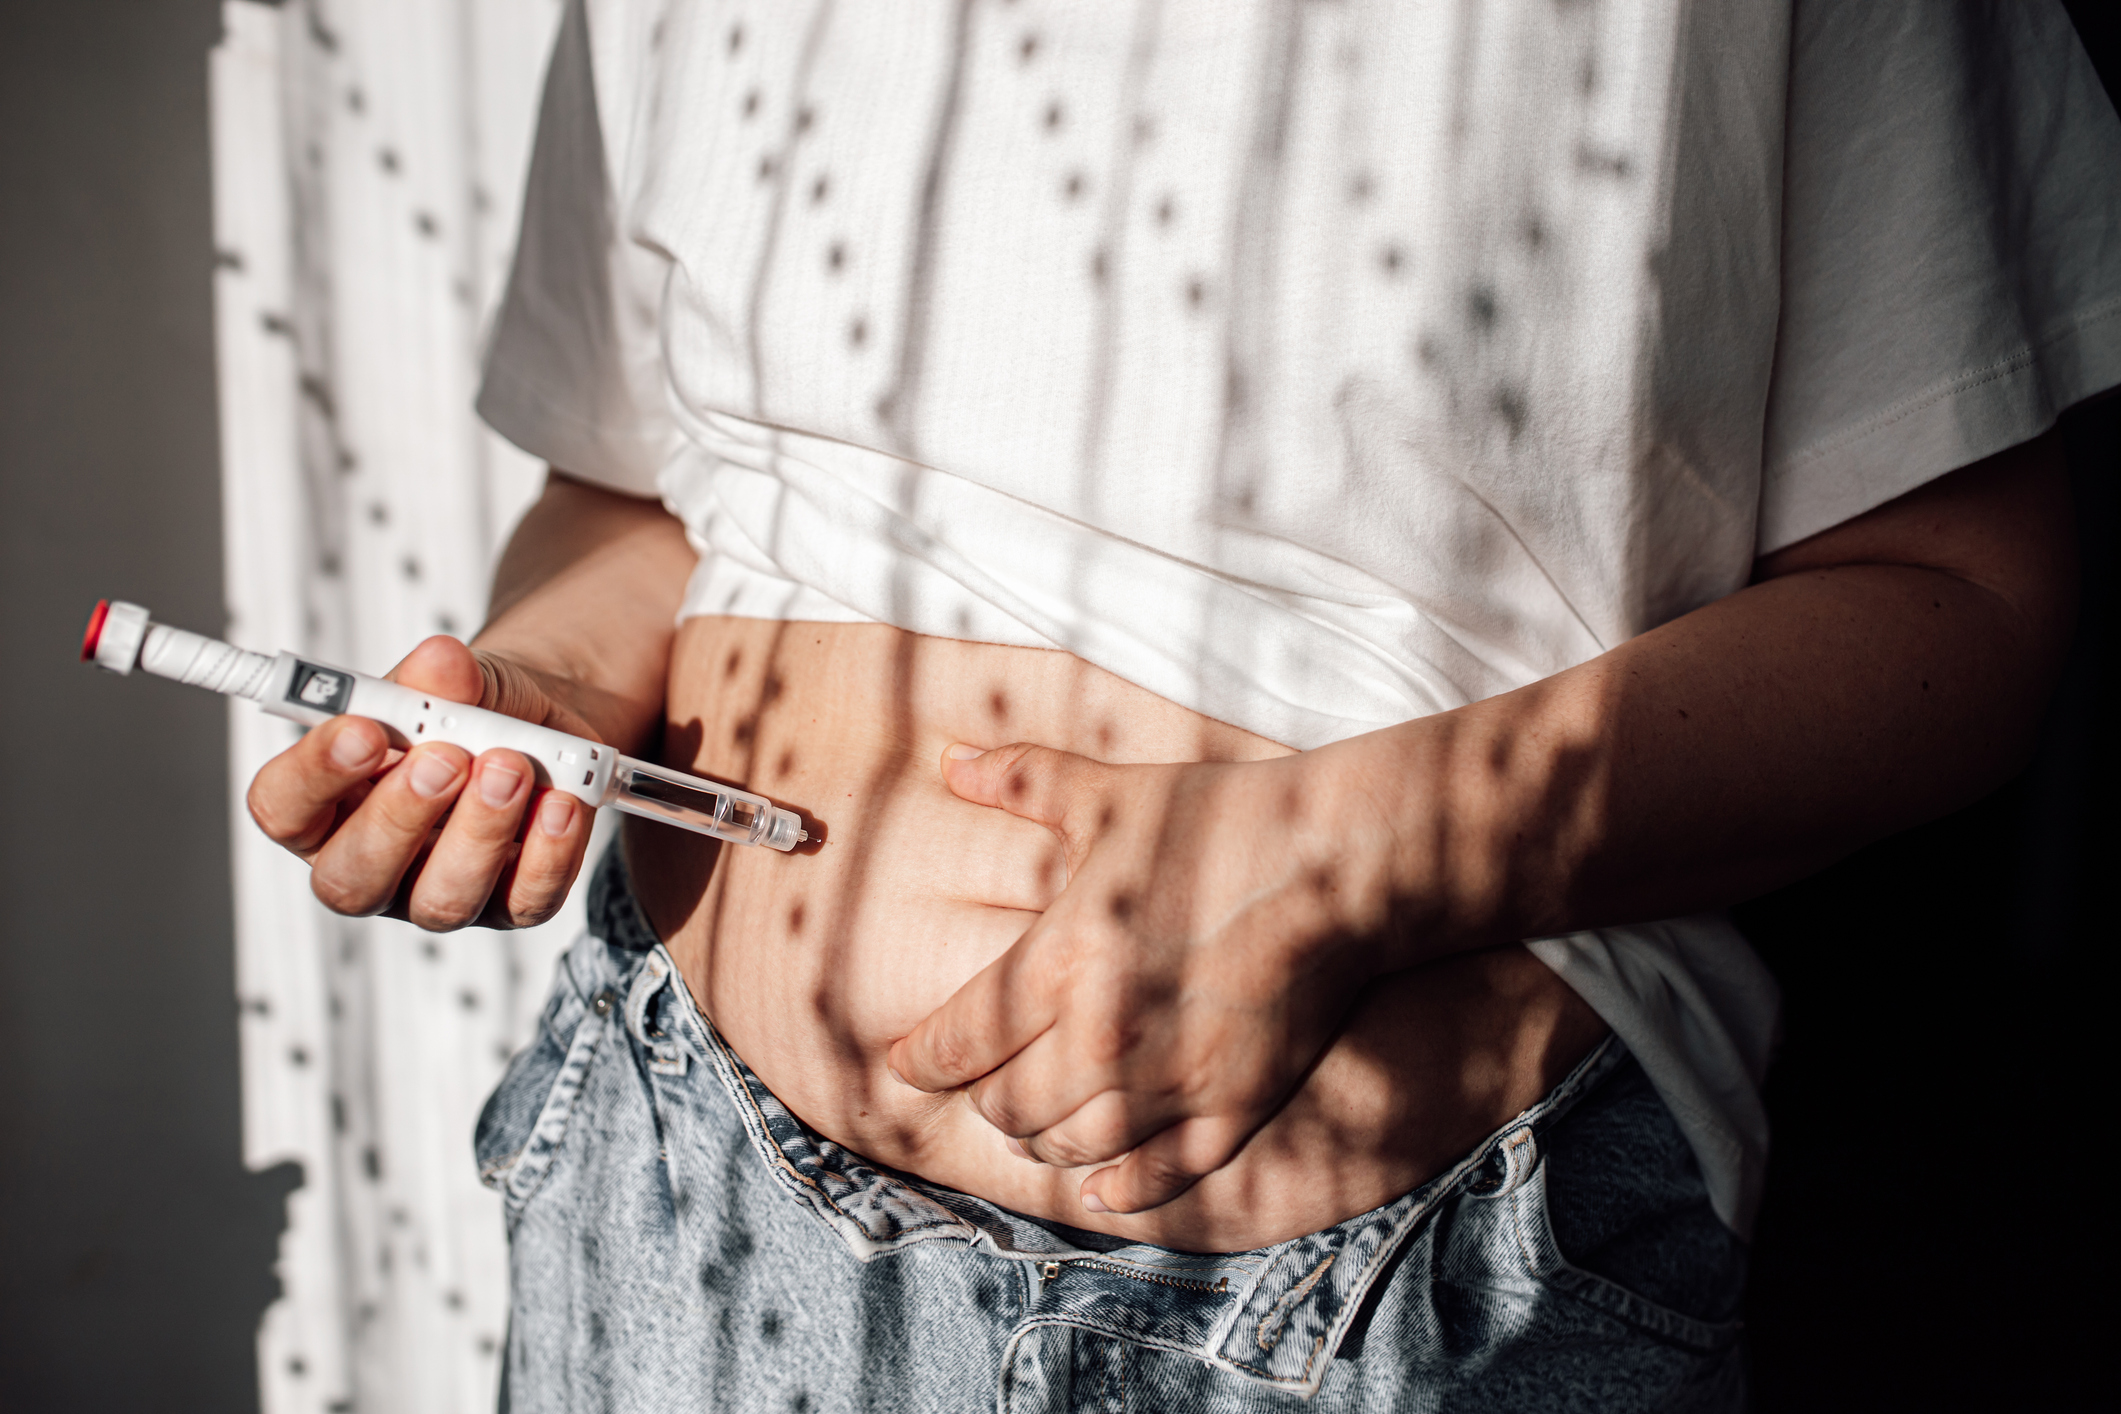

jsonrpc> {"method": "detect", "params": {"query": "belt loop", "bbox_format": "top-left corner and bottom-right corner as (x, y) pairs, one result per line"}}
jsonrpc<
(1496, 1126), (1539, 1195)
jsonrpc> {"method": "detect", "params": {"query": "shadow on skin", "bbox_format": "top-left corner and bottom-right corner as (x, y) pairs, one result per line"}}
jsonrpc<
(619, 615), (1614, 1251)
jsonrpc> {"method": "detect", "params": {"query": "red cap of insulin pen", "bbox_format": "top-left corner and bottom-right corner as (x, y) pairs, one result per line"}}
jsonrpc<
(81, 599), (112, 662)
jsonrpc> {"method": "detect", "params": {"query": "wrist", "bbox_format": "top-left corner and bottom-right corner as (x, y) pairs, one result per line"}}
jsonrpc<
(1280, 736), (1456, 979)
(1311, 691), (1591, 976)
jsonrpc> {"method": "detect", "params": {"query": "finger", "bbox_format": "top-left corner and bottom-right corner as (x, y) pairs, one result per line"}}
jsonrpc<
(475, 649), (573, 727)
(888, 936), (1058, 1093)
(1014, 1089), (1178, 1171)
(1079, 1115), (1251, 1214)
(965, 1025), (1150, 1152)
(387, 635), (486, 703)
(308, 743), (471, 916)
(247, 714), (392, 857)
(397, 635), (603, 742)
(403, 749), (534, 931)
(487, 787), (594, 928)
(940, 742), (1110, 849)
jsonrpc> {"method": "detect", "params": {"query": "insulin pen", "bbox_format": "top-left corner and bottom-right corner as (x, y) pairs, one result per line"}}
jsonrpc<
(82, 600), (808, 851)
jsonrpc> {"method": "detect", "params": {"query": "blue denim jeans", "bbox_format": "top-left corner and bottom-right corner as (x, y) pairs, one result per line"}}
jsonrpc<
(478, 851), (1748, 1412)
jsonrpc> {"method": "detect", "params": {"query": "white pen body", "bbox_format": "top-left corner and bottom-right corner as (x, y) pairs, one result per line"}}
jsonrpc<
(91, 602), (807, 850)
(254, 652), (619, 807)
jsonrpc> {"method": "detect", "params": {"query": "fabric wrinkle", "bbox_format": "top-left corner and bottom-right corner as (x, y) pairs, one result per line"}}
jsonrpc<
(492, 858), (1748, 1409)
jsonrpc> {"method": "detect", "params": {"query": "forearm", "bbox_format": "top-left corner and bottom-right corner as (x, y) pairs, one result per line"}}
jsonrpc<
(471, 470), (697, 753)
(891, 435), (2075, 1216)
(1341, 434), (2077, 965)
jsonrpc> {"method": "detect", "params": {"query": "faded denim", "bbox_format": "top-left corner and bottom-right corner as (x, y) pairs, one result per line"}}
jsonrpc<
(479, 851), (1748, 1411)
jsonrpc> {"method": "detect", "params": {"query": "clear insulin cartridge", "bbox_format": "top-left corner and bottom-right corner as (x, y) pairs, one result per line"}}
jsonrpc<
(82, 600), (808, 851)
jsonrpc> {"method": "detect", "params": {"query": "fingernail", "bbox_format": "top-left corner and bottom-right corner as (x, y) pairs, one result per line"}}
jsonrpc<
(330, 724), (382, 771)
(945, 743), (984, 761)
(408, 750), (461, 799)
(478, 760), (523, 808)
(537, 793), (575, 837)
(1080, 1193), (1110, 1214)
(1005, 1137), (1031, 1162)
(887, 1065), (911, 1087)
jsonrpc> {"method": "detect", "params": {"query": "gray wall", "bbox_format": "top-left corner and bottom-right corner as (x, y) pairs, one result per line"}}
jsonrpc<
(0, 2), (292, 1410)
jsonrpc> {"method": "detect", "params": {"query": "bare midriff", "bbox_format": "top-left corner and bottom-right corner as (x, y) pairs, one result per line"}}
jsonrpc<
(625, 617), (1607, 1252)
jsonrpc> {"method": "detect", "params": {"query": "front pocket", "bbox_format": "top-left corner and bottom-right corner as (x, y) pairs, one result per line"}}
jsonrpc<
(1509, 1154), (1743, 1354)
(475, 990), (611, 1217)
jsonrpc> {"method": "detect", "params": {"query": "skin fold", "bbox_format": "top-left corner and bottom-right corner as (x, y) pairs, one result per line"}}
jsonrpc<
(245, 431), (2075, 1251)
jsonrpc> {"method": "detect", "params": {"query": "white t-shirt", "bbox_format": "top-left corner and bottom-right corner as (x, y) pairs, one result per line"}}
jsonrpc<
(478, 0), (2121, 1236)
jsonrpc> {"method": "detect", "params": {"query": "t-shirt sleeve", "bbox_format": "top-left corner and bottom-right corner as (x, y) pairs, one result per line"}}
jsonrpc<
(1759, 1), (2121, 553)
(475, 0), (676, 499)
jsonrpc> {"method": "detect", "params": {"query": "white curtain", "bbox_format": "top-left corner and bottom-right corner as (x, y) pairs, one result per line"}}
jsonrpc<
(209, 3), (585, 1410)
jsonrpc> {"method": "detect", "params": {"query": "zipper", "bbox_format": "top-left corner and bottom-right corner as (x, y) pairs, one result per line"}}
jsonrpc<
(1040, 1258), (1231, 1294)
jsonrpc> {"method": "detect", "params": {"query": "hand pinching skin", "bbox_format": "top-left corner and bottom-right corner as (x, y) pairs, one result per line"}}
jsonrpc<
(891, 740), (1403, 1216)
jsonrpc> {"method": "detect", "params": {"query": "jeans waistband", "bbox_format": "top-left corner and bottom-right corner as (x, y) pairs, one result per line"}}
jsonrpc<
(577, 844), (1625, 1398)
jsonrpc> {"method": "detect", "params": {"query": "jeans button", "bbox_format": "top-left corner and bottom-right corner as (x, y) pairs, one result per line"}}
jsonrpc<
(591, 989), (617, 1018)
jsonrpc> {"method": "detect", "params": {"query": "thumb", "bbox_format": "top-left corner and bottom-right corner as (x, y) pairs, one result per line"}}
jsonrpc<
(472, 650), (570, 727)
(388, 638), (572, 733)
(386, 635), (485, 703)
(941, 742), (1107, 838)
